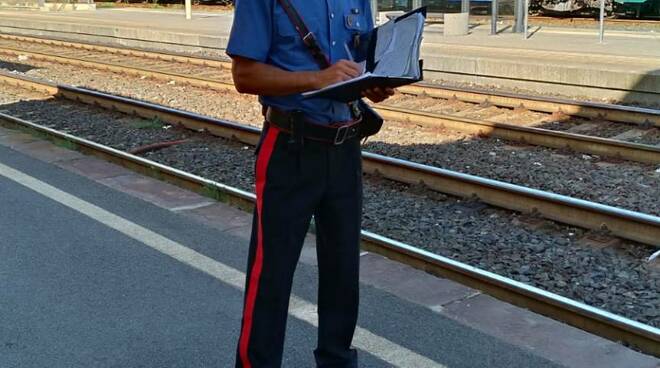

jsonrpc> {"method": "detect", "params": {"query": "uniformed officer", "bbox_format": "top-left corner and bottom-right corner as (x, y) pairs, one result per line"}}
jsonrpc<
(227, 1), (394, 367)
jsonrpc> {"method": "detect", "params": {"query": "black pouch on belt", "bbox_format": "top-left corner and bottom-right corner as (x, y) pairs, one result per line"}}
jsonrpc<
(353, 100), (383, 139)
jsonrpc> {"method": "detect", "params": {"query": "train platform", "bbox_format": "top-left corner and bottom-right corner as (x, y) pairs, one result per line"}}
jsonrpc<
(1, 124), (658, 367)
(0, 8), (658, 104)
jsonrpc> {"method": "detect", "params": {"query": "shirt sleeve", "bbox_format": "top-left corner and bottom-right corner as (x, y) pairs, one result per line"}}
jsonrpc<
(226, 0), (273, 62)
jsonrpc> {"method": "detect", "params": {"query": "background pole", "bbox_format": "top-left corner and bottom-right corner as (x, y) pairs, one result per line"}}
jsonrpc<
(185, 0), (192, 20)
(523, 0), (529, 38)
(371, 0), (379, 24)
(491, 0), (498, 35)
(513, 0), (523, 32)
(599, 0), (605, 43)
(461, 0), (470, 13)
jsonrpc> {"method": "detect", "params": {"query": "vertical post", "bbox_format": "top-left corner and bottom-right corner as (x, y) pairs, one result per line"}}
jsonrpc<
(462, 0), (470, 13)
(523, 0), (529, 39)
(491, 0), (498, 35)
(513, 0), (523, 32)
(185, 0), (192, 20)
(599, 0), (605, 43)
(412, 0), (422, 9)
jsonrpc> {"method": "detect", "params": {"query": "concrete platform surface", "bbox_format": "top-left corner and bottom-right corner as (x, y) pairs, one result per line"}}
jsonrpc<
(0, 124), (658, 367)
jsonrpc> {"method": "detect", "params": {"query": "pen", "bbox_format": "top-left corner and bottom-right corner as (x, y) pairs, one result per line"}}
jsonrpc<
(344, 42), (354, 62)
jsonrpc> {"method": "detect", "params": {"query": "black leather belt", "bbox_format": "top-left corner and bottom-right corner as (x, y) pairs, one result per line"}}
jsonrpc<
(264, 106), (361, 145)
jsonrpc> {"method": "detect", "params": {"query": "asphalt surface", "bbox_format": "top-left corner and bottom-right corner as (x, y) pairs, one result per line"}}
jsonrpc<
(0, 144), (563, 368)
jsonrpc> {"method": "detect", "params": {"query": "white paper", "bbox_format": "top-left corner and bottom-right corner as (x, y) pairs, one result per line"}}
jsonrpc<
(372, 12), (424, 78)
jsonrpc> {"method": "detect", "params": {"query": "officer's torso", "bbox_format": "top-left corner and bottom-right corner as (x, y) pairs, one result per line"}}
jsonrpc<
(261, 0), (373, 124)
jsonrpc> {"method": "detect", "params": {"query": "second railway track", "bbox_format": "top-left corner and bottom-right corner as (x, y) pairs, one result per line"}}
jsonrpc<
(1, 33), (660, 165)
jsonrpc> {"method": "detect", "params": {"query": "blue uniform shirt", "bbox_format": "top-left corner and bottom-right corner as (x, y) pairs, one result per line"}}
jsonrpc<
(226, 0), (374, 125)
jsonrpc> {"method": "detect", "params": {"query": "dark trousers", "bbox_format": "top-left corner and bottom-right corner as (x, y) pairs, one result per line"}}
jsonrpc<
(235, 123), (363, 368)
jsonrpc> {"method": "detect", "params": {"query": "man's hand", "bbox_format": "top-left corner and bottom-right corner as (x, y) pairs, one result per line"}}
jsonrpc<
(362, 87), (395, 103)
(231, 56), (395, 100)
(313, 60), (363, 89)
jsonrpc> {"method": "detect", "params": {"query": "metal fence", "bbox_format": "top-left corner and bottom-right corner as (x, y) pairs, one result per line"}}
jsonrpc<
(374, 0), (616, 42)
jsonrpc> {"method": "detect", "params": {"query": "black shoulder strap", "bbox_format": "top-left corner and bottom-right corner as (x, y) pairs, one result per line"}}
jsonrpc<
(276, 0), (365, 115)
(276, 0), (331, 69)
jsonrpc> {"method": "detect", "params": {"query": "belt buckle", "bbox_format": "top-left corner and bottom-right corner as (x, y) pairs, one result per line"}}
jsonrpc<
(334, 125), (349, 145)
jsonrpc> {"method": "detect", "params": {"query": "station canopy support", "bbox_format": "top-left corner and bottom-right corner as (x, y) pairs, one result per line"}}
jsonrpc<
(462, 0), (470, 13)
(491, 0), (498, 35)
(599, 0), (606, 43)
(513, 0), (524, 33)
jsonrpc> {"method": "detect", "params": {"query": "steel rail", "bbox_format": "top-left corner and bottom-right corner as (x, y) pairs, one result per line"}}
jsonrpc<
(2, 71), (658, 247)
(0, 111), (658, 357)
(375, 105), (660, 164)
(398, 83), (660, 127)
(3, 32), (660, 128)
(3, 43), (659, 165)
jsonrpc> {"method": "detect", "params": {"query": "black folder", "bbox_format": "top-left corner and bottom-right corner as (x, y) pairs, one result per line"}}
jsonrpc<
(303, 7), (427, 103)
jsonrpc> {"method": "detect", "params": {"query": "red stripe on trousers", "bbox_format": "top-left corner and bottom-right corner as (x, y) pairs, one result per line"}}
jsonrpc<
(238, 125), (280, 368)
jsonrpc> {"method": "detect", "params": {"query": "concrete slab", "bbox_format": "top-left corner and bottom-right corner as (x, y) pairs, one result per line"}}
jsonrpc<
(194, 205), (319, 266)
(99, 173), (215, 210)
(178, 202), (252, 233)
(0, 9), (231, 54)
(442, 294), (659, 368)
(0, 126), (13, 137)
(54, 156), (134, 180)
(0, 130), (40, 146)
(7, 139), (84, 163)
(359, 252), (478, 309)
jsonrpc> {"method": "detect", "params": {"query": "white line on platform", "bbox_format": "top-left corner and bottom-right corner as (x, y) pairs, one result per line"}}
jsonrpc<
(0, 162), (445, 368)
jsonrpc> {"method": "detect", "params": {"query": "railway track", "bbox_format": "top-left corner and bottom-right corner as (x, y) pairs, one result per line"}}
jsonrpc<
(0, 80), (658, 358)
(1, 34), (659, 165)
(2, 71), (659, 247)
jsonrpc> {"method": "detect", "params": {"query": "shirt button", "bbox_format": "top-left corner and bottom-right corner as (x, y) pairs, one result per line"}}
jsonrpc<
(332, 41), (336, 46)
(330, 13), (335, 18)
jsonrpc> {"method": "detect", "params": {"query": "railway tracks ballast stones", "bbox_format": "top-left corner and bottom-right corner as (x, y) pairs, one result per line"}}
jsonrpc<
(0, 55), (658, 216)
(0, 83), (658, 330)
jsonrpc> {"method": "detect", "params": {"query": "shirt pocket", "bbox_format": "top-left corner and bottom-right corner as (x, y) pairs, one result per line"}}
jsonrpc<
(344, 12), (367, 33)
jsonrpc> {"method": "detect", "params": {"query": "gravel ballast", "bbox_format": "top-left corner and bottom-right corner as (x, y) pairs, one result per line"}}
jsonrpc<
(1, 56), (658, 216)
(0, 86), (658, 329)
